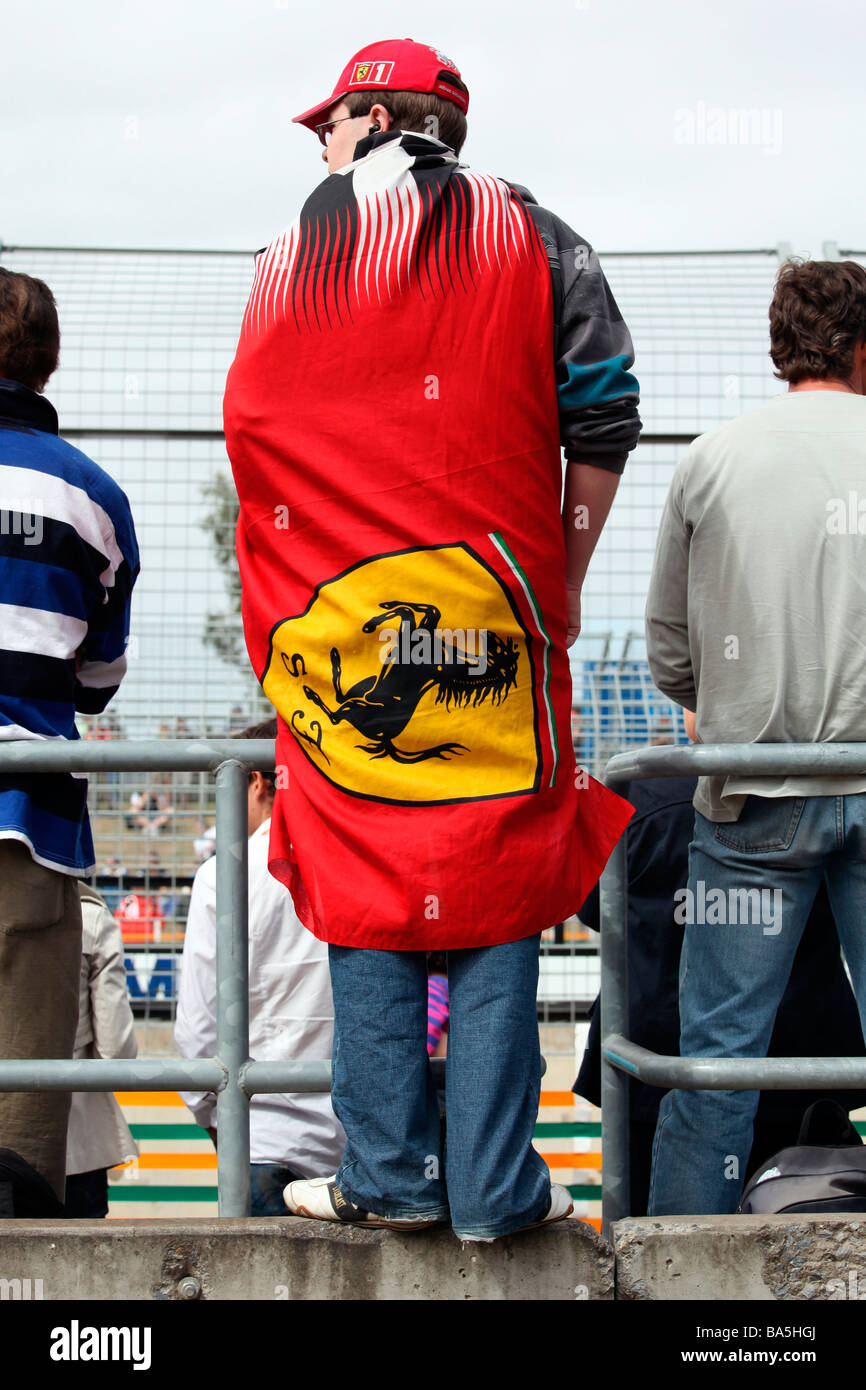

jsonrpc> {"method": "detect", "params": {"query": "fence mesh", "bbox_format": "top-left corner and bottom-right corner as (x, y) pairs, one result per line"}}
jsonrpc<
(4, 239), (860, 1072)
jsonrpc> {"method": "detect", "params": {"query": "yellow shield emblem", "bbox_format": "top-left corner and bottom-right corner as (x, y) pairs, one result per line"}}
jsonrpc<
(262, 544), (542, 804)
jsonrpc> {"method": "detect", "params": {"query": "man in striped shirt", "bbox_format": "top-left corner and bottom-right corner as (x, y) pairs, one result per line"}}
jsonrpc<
(0, 269), (139, 1202)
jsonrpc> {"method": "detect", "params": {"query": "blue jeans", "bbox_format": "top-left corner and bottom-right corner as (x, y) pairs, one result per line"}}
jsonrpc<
(649, 794), (866, 1216)
(328, 934), (551, 1239)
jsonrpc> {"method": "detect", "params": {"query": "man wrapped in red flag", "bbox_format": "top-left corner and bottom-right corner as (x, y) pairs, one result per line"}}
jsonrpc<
(224, 38), (640, 1239)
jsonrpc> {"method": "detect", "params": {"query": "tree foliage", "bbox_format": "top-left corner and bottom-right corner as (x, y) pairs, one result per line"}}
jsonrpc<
(200, 472), (244, 665)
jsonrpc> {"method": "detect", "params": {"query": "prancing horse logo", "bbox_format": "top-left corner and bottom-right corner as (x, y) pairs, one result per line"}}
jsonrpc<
(261, 542), (542, 806)
(293, 599), (518, 764)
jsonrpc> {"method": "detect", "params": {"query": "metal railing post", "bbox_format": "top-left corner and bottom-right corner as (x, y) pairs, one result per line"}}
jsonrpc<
(214, 758), (251, 1216)
(599, 833), (630, 1238)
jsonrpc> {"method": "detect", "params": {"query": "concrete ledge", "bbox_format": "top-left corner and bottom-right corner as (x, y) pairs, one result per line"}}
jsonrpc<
(614, 1216), (866, 1300)
(0, 1217), (613, 1301)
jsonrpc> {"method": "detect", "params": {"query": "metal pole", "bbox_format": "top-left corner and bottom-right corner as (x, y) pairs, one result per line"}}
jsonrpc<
(214, 759), (251, 1216)
(0, 1059), (225, 1090)
(599, 832), (630, 1237)
(599, 1038), (866, 1090)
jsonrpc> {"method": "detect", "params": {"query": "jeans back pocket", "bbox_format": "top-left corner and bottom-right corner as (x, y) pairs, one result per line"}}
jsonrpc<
(713, 796), (806, 854)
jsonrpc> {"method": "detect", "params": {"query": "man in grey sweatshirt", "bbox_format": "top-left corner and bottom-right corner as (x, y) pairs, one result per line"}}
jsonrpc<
(644, 257), (866, 1215)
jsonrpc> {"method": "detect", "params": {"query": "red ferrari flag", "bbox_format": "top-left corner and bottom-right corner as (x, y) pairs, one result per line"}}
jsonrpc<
(224, 131), (637, 949)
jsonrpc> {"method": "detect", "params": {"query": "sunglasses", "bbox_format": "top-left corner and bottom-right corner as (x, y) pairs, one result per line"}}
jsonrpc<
(314, 115), (359, 148)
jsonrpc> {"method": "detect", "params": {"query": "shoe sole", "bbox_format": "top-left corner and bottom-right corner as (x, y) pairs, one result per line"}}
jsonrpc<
(292, 1203), (440, 1231)
(454, 1199), (575, 1242)
(512, 1199), (575, 1235)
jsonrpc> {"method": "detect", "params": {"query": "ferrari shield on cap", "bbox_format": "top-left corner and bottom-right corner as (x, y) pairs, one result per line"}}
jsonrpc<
(292, 38), (469, 131)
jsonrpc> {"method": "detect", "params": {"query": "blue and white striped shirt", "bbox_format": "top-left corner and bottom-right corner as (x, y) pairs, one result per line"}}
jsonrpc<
(0, 378), (139, 873)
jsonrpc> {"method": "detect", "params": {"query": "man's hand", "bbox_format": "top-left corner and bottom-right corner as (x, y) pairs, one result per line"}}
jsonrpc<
(566, 585), (581, 647)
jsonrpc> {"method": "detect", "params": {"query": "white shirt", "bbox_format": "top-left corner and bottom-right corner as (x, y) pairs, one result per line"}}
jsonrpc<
(175, 818), (345, 1172)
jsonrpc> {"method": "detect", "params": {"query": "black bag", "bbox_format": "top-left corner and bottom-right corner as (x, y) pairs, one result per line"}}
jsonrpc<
(0, 1148), (66, 1218)
(739, 1100), (866, 1214)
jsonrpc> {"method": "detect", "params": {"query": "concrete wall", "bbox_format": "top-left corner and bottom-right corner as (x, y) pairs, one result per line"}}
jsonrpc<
(614, 1216), (866, 1300)
(3, 1215), (866, 1300)
(0, 1218), (613, 1301)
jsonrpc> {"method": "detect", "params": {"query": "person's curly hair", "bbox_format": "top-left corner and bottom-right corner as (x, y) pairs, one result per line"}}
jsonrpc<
(0, 269), (60, 391)
(769, 258), (866, 385)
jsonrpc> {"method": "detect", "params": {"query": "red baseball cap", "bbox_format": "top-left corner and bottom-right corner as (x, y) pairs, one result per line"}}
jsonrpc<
(292, 38), (469, 132)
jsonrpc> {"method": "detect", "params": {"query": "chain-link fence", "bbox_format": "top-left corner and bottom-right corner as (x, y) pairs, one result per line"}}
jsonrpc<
(3, 238), (861, 1082)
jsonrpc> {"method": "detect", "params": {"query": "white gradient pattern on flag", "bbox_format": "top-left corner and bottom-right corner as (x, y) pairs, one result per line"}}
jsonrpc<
(240, 145), (540, 337)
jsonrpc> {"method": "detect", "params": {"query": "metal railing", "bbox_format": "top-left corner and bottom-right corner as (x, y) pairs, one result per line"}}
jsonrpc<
(11, 736), (863, 1229)
(0, 737), (327, 1218)
(599, 742), (866, 1235)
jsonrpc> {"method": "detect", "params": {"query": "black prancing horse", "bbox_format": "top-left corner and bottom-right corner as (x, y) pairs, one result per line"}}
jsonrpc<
(296, 600), (519, 764)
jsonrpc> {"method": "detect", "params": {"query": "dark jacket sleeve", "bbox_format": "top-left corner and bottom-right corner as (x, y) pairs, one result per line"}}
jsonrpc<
(521, 196), (642, 474)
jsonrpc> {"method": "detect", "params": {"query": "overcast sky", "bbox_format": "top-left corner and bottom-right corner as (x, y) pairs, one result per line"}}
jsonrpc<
(3, 0), (864, 256)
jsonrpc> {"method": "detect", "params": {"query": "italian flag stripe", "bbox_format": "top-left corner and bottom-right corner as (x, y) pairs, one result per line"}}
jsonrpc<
(489, 531), (559, 786)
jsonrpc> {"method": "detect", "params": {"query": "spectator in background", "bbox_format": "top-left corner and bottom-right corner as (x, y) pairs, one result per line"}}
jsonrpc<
(645, 258), (866, 1215)
(0, 269), (139, 1202)
(125, 788), (173, 835)
(175, 718), (345, 1215)
(573, 770), (866, 1215)
(66, 884), (139, 1217)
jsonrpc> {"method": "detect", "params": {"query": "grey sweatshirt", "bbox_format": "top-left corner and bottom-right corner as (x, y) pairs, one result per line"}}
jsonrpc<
(645, 389), (866, 821)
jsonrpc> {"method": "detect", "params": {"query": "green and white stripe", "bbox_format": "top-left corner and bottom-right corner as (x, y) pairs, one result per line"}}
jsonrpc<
(489, 531), (559, 786)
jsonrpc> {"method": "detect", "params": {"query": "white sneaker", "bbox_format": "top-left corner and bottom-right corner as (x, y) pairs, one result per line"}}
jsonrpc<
(283, 1176), (440, 1230)
(519, 1183), (574, 1231)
